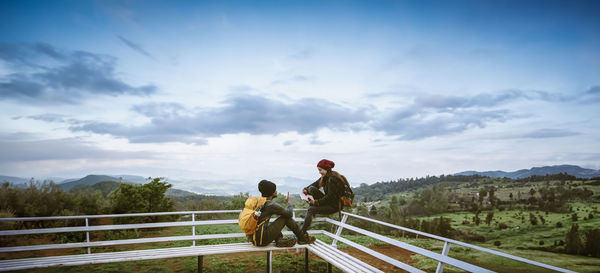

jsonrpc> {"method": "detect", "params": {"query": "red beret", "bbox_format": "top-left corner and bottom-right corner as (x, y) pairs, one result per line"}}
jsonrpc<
(317, 159), (335, 171)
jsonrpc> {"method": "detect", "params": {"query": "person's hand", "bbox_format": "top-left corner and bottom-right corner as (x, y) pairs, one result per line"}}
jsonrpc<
(286, 192), (292, 203)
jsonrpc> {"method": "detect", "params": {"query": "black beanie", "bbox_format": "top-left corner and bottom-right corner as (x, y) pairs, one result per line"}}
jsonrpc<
(258, 180), (276, 197)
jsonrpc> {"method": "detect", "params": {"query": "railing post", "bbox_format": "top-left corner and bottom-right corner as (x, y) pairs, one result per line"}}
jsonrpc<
(435, 241), (451, 273)
(192, 213), (196, 247)
(304, 248), (309, 273)
(198, 255), (203, 273)
(85, 217), (90, 254)
(267, 251), (272, 273)
(331, 214), (348, 247)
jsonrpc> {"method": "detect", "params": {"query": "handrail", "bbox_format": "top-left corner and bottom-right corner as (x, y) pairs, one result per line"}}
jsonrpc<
(338, 212), (577, 273)
(0, 209), (311, 221)
(325, 218), (494, 273)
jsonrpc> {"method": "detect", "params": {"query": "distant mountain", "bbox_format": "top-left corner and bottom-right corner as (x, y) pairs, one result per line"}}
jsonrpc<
(59, 175), (121, 190)
(70, 181), (121, 196)
(112, 175), (149, 184)
(456, 165), (600, 179)
(165, 188), (199, 197)
(0, 175), (30, 185)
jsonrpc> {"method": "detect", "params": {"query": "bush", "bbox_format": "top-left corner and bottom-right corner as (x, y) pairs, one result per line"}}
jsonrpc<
(494, 241), (501, 247)
(498, 223), (508, 230)
(556, 221), (563, 228)
(539, 240), (545, 245)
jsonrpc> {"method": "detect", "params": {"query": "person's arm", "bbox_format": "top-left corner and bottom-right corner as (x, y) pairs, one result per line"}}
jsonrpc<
(316, 177), (341, 206)
(266, 193), (294, 217)
(303, 178), (320, 195)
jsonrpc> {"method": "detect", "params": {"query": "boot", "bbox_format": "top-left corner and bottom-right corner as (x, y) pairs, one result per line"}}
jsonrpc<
(297, 233), (316, 245)
(275, 237), (297, 247)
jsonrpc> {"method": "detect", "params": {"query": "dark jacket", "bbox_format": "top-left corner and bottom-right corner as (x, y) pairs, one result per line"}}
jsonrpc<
(307, 175), (343, 207)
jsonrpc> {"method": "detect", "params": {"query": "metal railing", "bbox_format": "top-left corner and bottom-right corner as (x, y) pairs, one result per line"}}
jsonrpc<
(0, 210), (576, 273)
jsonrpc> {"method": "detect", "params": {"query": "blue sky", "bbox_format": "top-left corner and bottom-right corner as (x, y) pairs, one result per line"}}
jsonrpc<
(1, 0), (599, 192)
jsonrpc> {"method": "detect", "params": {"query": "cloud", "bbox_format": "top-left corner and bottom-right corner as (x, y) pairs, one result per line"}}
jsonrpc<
(65, 94), (369, 144)
(288, 49), (313, 60)
(116, 35), (153, 58)
(519, 129), (580, 139)
(271, 75), (313, 85)
(0, 42), (156, 104)
(0, 137), (153, 162)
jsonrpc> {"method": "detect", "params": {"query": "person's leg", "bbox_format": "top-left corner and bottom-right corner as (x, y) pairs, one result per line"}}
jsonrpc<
(307, 186), (324, 199)
(300, 205), (339, 234)
(260, 217), (286, 245)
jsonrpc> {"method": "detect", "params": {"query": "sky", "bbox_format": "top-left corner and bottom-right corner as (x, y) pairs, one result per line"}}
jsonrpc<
(1, 0), (599, 191)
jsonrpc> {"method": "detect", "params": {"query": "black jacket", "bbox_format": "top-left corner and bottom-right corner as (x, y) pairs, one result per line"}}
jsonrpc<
(307, 175), (343, 207)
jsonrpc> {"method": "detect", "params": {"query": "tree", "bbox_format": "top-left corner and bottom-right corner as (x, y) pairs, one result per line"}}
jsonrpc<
(529, 212), (538, 225)
(370, 205), (378, 216)
(485, 211), (494, 226)
(529, 188), (536, 197)
(585, 229), (600, 257)
(110, 177), (175, 218)
(478, 188), (487, 205)
(565, 224), (584, 255)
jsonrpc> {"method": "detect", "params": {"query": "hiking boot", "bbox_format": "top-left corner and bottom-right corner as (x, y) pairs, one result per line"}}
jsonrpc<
(275, 237), (297, 247)
(297, 234), (316, 245)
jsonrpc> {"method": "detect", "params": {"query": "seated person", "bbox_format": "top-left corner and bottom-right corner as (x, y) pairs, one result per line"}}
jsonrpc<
(250, 180), (315, 246)
(300, 159), (344, 235)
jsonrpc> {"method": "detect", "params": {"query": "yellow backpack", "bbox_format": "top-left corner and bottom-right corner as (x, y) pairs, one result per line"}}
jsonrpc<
(238, 196), (268, 235)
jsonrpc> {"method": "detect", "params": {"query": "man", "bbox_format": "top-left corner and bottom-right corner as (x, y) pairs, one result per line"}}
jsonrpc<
(250, 180), (315, 246)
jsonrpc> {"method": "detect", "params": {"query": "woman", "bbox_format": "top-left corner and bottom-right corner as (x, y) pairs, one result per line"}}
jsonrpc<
(300, 159), (345, 235)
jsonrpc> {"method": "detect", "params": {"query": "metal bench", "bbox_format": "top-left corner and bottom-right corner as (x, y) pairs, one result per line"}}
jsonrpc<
(0, 210), (577, 273)
(307, 239), (383, 273)
(0, 242), (307, 272)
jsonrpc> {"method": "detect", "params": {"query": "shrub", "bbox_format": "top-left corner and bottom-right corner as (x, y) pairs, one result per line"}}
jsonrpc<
(539, 240), (544, 245)
(498, 223), (508, 230)
(494, 241), (501, 247)
(556, 221), (563, 228)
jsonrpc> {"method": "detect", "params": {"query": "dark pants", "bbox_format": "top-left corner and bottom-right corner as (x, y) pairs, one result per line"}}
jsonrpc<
(300, 186), (339, 234)
(252, 214), (304, 246)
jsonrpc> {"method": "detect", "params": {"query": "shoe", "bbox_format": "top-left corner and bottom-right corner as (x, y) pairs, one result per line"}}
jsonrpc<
(297, 233), (316, 245)
(275, 237), (297, 247)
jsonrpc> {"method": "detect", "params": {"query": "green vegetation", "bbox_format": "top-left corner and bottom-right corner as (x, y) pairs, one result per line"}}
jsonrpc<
(2, 173), (600, 272)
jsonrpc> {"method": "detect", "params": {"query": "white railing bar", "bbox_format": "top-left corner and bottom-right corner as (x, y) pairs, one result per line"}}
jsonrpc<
(321, 231), (424, 273)
(332, 213), (348, 247)
(0, 220), (238, 236)
(435, 241), (451, 273)
(191, 213), (196, 247)
(85, 218), (90, 254)
(312, 240), (384, 273)
(0, 216), (324, 236)
(0, 230), (323, 253)
(0, 210), (241, 221)
(0, 209), (310, 222)
(341, 212), (576, 273)
(309, 241), (374, 273)
(325, 218), (494, 273)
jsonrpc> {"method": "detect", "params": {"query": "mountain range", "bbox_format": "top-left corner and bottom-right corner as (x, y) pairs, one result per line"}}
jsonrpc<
(2, 164), (598, 196)
(454, 164), (600, 179)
